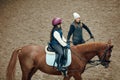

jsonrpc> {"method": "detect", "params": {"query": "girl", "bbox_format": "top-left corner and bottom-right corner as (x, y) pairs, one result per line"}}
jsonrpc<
(50, 17), (69, 71)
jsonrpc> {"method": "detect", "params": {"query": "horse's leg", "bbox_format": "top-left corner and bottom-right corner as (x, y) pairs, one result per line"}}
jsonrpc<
(20, 63), (33, 80)
(63, 76), (72, 80)
(73, 73), (82, 80)
(21, 67), (37, 80)
(28, 67), (37, 80)
(21, 69), (30, 80)
(63, 73), (72, 80)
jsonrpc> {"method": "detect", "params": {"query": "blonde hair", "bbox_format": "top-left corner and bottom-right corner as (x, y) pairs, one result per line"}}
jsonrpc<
(74, 20), (83, 27)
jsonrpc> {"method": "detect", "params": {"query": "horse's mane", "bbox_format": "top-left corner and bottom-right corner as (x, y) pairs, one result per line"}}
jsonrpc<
(73, 42), (108, 54)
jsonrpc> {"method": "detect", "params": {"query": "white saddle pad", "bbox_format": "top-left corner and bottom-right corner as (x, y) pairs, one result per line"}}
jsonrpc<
(45, 46), (72, 67)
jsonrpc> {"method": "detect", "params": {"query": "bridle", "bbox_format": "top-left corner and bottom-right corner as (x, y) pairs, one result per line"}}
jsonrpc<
(86, 44), (111, 68)
(100, 44), (111, 64)
(71, 44), (111, 71)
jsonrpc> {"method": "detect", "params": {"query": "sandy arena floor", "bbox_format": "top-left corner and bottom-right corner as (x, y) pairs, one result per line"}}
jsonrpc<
(0, 0), (120, 80)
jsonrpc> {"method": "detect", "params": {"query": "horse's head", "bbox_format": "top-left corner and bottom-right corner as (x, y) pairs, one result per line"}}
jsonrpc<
(98, 40), (114, 68)
(72, 41), (114, 68)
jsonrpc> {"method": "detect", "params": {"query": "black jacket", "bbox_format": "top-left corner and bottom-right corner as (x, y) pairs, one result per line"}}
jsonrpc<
(67, 22), (93, 45)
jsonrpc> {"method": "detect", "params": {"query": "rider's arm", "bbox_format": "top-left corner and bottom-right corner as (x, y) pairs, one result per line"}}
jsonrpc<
(82, 23), (93, 37)
(62, 36), (67, 42)
(53, 31), (67, 47)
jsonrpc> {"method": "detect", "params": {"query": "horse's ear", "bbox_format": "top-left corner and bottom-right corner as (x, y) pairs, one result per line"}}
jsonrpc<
(107, 39), (111, 44)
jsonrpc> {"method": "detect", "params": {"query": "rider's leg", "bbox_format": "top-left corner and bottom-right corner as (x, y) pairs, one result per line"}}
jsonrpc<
(52, 44), (64, 71)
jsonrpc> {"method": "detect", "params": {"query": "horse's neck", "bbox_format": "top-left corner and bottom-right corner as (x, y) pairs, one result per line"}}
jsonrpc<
(71, 47), (96, 63)
(82, 52), (97, 62)
(72, 42), (107, 62)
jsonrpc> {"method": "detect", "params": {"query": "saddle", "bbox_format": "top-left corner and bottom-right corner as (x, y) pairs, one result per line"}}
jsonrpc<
(45, 44), (71, 68)
(47, 43), (55, 52)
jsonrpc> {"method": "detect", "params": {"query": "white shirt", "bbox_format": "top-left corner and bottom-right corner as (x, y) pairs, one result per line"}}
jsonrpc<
(53, 31), (67, 47)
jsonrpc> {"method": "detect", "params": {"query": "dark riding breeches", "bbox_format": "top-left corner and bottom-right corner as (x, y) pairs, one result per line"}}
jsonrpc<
(51, 44), (64, 70)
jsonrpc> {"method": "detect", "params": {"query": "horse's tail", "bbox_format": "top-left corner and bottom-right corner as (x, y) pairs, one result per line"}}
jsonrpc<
(6, 48), (21, 80)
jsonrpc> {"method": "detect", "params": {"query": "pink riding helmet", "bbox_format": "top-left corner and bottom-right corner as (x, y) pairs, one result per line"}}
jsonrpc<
(52, 18), (62, 26)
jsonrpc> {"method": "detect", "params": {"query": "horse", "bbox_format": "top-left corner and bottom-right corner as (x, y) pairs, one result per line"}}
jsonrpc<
(6, 40), (113, 80)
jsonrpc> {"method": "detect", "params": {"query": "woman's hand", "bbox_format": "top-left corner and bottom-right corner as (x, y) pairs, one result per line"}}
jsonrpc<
(65, 44), (70, 49)
(90, 35), (94, 39)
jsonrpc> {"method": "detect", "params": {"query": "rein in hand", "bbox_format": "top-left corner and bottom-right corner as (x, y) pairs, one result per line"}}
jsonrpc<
(67, 37), (95, 44)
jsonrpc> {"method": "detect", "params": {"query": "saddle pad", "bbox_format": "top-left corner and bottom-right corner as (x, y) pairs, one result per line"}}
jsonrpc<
(45, 46), (72, 67)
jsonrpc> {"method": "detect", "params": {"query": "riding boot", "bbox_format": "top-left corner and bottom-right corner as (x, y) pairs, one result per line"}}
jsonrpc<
(88, 60), (94, 64)
(61, 69), (68, 77)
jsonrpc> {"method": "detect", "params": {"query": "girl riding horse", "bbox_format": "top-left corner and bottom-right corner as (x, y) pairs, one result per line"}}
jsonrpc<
(50, 18), (69, 71)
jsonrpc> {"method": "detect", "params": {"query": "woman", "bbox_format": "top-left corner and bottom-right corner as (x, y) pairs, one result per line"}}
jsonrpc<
(67, 12), (94, 45)
(50, 17), (69, 71)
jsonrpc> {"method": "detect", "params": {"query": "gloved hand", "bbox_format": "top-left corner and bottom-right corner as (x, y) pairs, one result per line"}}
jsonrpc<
(90, 35), (94, 39)
(67, 40), (70, 45)
(65, 44), (70, 49)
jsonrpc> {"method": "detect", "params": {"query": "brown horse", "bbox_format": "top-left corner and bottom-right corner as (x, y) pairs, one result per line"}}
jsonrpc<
(6, 41), (113, 80)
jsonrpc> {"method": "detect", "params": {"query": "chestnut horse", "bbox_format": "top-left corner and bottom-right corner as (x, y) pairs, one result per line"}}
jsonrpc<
(6, 41), (113, 80)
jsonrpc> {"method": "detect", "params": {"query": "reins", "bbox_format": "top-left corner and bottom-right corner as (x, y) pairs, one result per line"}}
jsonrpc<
(69, 37), (95, 44)
(85, 37), (95, 42)
(86, 45), (110, 70)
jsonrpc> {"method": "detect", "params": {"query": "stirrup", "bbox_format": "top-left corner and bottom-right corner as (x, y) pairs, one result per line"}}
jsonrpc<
(61, 69), (68, 77)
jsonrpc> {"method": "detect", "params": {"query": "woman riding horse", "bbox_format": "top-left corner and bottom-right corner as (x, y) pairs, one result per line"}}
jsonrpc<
(50, 18), (69, 71)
